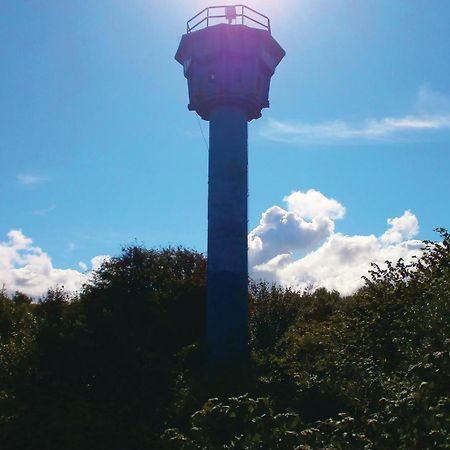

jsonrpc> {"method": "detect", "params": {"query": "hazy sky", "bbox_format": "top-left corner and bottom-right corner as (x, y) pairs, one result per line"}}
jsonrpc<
(1, 1), (450, 296)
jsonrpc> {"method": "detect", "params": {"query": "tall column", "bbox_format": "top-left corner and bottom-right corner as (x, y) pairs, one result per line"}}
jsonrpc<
(175, 11), (285, 368)
(207, 104), (248, 366)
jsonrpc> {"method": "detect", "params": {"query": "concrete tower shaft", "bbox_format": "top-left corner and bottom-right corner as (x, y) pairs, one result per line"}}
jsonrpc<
(175, 6), (285, 366)
(207, 104), (248, 366)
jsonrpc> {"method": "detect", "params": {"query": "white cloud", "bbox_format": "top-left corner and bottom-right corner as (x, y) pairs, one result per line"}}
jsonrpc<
(78, 256), (110, 273)
(249, 190), (345, 266)
(17, 174), (48, 186)
(262, 86), (450, 145)
(248, 205), (335, 267)
(249, 191), (422, 295)
(284, 189), (345, 220)
(380, 210), (419, 244)
(0, 230), (109, 298)
(90, 255), (111, 271)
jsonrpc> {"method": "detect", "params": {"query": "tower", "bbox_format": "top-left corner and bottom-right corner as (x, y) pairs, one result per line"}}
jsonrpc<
(175, 5), (285, 366)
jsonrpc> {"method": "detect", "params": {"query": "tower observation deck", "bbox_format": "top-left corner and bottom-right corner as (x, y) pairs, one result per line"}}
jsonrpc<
(175, 5), (285, 367)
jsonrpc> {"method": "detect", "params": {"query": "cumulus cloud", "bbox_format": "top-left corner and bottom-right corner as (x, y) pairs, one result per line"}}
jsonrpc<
(90, 255), (111, 272)
(248, 190), (345, 267)
(249, 191), (422, 295)
(262, 86), (450, 144)
(284, 189), (345, 220)
(0, 230), (109, 298)
(380, 210), (419, 244)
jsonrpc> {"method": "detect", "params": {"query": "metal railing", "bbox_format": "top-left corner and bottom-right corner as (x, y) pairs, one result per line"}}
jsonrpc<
(187, 5), (271, 34)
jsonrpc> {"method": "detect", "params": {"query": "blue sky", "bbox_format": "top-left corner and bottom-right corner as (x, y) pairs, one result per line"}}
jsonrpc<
(1, 0), (450, 296)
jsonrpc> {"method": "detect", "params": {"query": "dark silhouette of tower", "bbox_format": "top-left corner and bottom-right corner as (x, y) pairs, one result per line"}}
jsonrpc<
(175, 5), (285, 366)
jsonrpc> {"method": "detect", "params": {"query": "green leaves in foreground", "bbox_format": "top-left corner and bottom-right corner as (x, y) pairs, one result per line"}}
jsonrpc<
(162, 229), (450, 449)
(0, 230), (449, 449)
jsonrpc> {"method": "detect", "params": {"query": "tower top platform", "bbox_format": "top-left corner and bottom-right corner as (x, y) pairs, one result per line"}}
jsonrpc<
(175, 6), (285, 121)
(186, 5), (271, 34)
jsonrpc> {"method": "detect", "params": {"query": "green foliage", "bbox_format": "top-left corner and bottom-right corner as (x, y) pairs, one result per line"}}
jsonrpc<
(0, 247), (206, 450)
(162, 395), (304, 449)
(164, 230), (450, 449)
(0, 231), (449, 449)
(249, 283), (340, 351)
